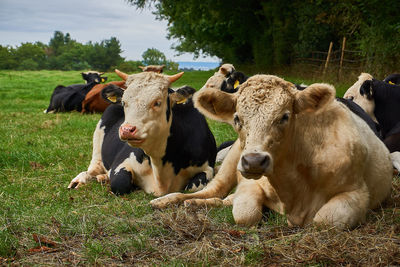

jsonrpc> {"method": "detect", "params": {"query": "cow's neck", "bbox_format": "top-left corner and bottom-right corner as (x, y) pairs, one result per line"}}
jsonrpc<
(140, 123), (173, 195)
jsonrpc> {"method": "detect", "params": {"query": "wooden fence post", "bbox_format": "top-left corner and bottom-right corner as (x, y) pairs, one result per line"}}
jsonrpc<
(339, 37), (346, 80)
(323, 42), (333, 76)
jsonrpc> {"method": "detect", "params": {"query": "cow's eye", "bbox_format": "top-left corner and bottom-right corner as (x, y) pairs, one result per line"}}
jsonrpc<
(348, 96), (354, 101)
(279, 113), (289, 124)
(152, 100), (162, 108)
(234, 114), (242, 129)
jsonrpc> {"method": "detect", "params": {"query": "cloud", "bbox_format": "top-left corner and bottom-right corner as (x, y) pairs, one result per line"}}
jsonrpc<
(0, 0), (219, 62)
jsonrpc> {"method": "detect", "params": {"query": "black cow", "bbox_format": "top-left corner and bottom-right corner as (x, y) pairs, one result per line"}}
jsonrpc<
(44, 71), (107, 113)
(68, 71), (217, 196)
(221, 70), (249, 93)
(383, 73), (400, 85)
(359, 79), (400, 153)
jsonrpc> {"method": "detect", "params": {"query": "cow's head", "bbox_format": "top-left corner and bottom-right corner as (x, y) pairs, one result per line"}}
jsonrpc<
(81, 71), (107, 84)
(383, 73), (400, 85)
(194, 75), (335, 178)
(343, 73), (376, 121)
(139, 65), (165, 73)
(101, 70), (185, 153)
(200, 63), (247, 93)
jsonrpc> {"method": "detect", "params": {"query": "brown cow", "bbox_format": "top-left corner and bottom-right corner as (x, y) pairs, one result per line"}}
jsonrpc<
(81, 80), (126, 113)
(152, 74), (393, 229)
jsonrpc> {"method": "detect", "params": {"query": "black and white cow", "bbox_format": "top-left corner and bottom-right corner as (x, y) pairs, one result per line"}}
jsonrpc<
(44, 71), (107, 113)
(68, 71), (217, 196)
(383, 73), (400, 85)
(344, 73), (400, 171)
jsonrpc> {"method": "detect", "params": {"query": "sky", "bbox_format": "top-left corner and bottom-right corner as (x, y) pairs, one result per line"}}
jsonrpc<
(0, 0), (219, 62)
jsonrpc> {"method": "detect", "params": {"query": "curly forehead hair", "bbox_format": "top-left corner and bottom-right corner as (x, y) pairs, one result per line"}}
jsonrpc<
(237, 75), (296, 105)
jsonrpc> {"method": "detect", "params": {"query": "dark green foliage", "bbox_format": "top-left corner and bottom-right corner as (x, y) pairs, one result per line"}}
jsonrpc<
(129, 0), (400, 73)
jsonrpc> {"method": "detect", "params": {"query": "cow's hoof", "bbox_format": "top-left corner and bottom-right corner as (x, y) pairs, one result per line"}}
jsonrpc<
(96, 174), (109, 184)
(150, 193), (182, 209)
(68, 172), (89, 189)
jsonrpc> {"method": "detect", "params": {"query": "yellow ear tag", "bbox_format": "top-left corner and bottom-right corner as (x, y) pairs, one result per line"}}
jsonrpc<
(389, 81), (395, 85)
(176, 98), (187, 104)
(101, 78), (105, 82)
(108, 96), (117, 103)
(234, 80), (240, 89)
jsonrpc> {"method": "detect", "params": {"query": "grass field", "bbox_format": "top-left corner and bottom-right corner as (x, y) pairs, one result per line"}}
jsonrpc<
(0, 70), (399, 266)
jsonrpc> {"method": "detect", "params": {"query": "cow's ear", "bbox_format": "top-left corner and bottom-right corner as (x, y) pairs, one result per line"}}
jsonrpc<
(294, 83), (335, 114)
(101, 76), (108, 83)
(193, 88), (237, 123)
(169, 86), (196, 105)
(81, 72), (88, 80)
(101, 84), (124, 104)
(360, 80), (374, 100)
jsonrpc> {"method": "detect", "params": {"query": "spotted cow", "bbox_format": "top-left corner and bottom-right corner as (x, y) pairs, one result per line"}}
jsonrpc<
(45, 71), (107, 113)
(68, 71), (217, 196)
(152, 75), (392, 229)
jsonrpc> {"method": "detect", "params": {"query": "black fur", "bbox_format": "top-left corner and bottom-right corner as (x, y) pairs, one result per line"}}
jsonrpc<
(45, 72), (105, 113)
(383, 73), (400, 85)
(221, 71), (248, 93)
(359, 79), (400, 152)
(185, 172), (208, 191)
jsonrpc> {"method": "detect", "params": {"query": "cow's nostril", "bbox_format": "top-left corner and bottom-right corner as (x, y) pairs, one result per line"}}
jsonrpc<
(241, 156), (250, 171)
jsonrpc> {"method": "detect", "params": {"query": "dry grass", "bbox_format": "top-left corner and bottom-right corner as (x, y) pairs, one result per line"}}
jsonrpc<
(6, 177), (399, 266)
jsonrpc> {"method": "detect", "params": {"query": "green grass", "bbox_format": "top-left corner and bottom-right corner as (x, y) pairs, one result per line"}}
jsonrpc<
(0, 70), (399, 266)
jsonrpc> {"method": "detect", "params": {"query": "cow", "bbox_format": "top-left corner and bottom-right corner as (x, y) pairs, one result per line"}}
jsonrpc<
(68, 70), (217, 197)
(81, 81), (126, 113)
(152, 74), (393, 229)
(139, 65), (165, 73)
(44, 71), (107, 113)
(344, 73), (400, 163)
(383, 73), (400, 85)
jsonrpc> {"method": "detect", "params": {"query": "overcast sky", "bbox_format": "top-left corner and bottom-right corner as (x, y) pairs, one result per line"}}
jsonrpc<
(0, 0), (219, 62)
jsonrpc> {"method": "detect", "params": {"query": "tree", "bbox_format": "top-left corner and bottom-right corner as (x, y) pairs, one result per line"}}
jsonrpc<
(128, 0), (400, 73)
(0, 45), (17, 69)
(141, 48), (167, 65)
(14, 42), (47, 70)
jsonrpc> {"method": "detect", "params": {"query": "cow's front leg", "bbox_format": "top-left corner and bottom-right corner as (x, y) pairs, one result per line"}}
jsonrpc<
(110, 167), (138, 195)
(151, 140), (242, 208)
(231, 179), (268, 226)
(313, 185), (369, 229)
(183, 193), (235, 207)
(68, 160), (106, 189)
(184, 167), (214, 192)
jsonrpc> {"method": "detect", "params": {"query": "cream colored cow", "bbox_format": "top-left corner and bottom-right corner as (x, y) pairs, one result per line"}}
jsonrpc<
(152, 74), (393, 229)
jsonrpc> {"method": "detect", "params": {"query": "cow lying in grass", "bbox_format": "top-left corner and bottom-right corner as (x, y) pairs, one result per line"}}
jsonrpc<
(344, 73), (400, 171)
(68, 71), (217, 196)
(81, 69), (129, 113)
(45, 71), (107, 113)
(152, 74), (393, 229)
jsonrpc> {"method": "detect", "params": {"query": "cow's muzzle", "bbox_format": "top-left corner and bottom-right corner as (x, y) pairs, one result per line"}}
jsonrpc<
(119, 124), (144, 144)
(238, 152), (272, 179)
